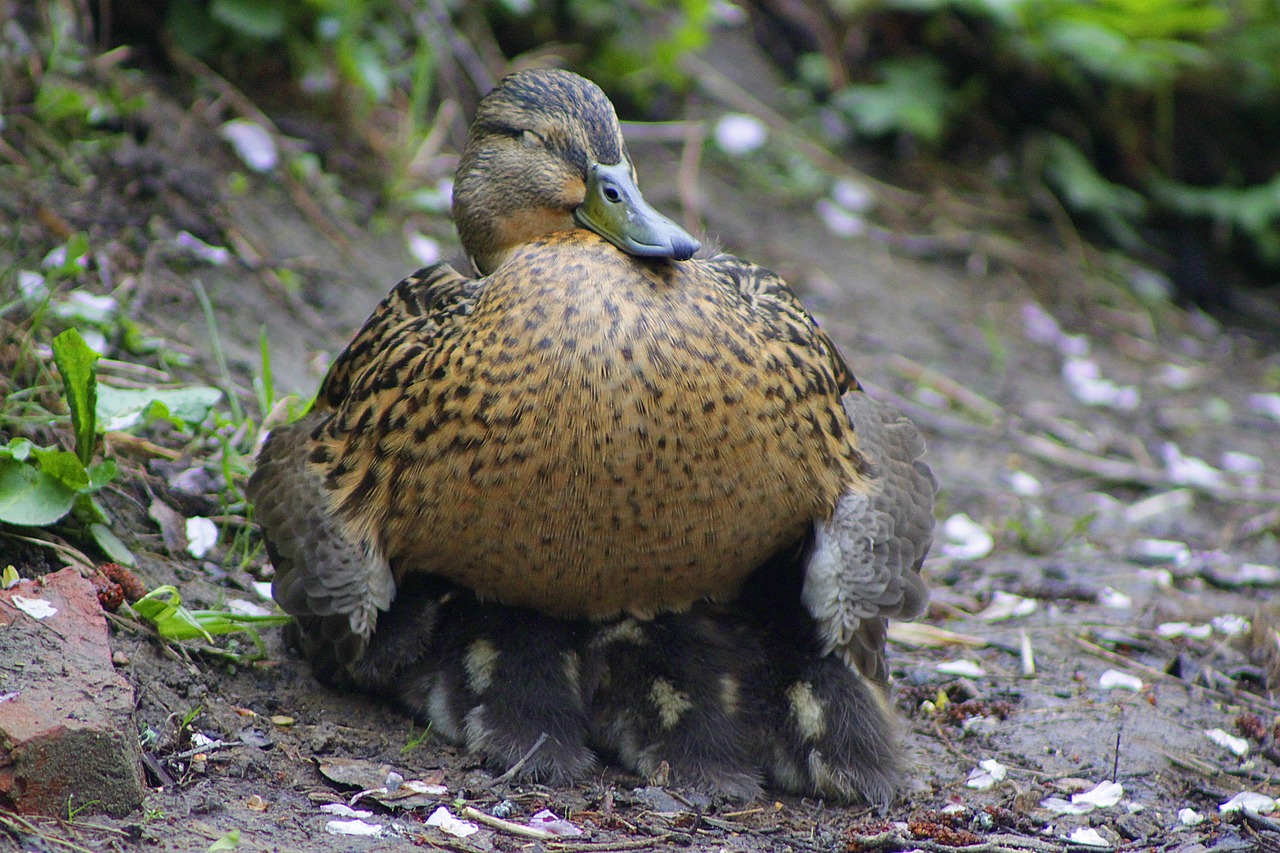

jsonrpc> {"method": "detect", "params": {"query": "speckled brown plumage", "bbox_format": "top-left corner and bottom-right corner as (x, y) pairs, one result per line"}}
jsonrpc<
(306, 231), (863, 619)
(249, 68), (934, 803)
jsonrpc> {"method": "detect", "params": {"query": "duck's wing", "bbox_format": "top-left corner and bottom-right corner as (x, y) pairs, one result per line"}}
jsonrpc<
(705, 254), (934, 685)
(802, 392), (935, 683)
(248, 263), (480, 672)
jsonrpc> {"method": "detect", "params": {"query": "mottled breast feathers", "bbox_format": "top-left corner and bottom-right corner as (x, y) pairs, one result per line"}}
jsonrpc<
(292, 231), (871, 622)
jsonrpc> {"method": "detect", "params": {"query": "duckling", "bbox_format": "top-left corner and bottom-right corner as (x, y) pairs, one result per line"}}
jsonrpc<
(249, 68), (934, 802)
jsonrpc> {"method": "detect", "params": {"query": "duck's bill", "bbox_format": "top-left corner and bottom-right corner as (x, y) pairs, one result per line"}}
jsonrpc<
(575, 161), (700, 261)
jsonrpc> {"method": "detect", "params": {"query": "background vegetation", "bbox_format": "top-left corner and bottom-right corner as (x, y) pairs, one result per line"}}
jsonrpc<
(135, 0), (1280, 313)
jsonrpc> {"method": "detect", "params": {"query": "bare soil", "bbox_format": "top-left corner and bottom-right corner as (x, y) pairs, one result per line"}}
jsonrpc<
(4, 35), (1280, 853)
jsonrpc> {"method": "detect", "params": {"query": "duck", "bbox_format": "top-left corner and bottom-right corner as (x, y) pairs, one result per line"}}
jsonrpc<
(248, 67), (935, 803)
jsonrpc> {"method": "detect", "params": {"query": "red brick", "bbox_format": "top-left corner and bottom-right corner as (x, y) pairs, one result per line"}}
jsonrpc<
(0, 568), (145, 816)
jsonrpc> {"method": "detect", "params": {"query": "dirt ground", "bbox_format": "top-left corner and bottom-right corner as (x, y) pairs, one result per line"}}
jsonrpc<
(4, 31), (1280, 853)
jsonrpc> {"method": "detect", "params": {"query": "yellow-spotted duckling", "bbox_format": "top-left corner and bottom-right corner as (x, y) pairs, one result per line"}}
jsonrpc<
(249, 68), (934, 804)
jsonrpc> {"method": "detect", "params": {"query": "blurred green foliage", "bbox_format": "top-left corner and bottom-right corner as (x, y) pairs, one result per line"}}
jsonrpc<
(787, 0), (1280, 287)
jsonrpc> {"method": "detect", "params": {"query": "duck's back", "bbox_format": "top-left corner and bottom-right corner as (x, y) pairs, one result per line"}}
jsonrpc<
(307, 230), (867, 617)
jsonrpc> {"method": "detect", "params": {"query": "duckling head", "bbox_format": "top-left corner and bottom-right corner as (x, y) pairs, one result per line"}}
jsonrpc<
(453, 68), (700, 274)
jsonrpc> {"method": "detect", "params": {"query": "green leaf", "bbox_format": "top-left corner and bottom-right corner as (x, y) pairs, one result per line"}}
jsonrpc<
(2, 565), (20, 589)
(51, 328), (99, 467)
(210, 0), (286, 40)
(132, 586), (216, 643)
(96, 385), (223, 432)
(1, 438), (35, 463)
(32, 446), (90, 491)
(86, 459), (118, 491)
(0, 458), (78, 526)
(206, 829), (241, 851)
(131, 585), (290, 643)
(90, 523), (136, 566)
(834, 57), (952, 143)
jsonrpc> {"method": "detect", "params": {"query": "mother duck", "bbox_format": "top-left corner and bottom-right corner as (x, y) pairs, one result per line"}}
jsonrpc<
(249, 68), (935, 803)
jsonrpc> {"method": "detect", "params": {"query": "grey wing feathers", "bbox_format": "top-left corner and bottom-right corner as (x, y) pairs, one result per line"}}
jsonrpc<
(801, 390), (936, 683)
(247, 410), (394, 671)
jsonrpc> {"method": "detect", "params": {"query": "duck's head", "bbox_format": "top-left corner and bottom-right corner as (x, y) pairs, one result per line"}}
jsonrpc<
(453, 68), (701, 275)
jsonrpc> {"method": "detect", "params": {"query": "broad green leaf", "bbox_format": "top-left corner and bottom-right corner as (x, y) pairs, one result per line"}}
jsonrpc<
(90, 523), (137, 566)
(87, 459), (119, 491)
(96, 385), (223, 432)
(1, 438), (34, 462)
(0, 458), (77, 526)
(51, 328), (99, 467)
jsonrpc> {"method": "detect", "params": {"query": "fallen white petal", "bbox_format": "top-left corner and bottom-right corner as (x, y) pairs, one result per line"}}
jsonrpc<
(407, 231), (441, 265)
(941, 513), (994, 560)
(54, 290), (118, 324)
(426, 806), (479, 837)
(1063, 357), (1139, 410)
(1219, 791), (1277, 813)
(12, 596), (57, 620)
(1178, 807), (1204, 826)
(1205, 728), (1249, 757)
(1098, 587), (1132, 609)
(815, 198), (865, 238)
(252, 581), (274, 601)
(321, 803), (374, 818)
(528, 808), (583, 837)
(713, 114), (768, 156)
(935, 659), (985, 677)
(1162, 442), (1226, 490)
(1007, 470), (1042, 497)
(1098, 670), (1143, 691)
(227, 599), (274, 617)
(220, 119), (279, 172)
(1221, 451), (1264, 474)
(1072, 780), (1123, 808)
(976, 590), (1036, 621)
(965, 758), (1007, 790)
(1039, 796), (1092, 815)
(174, 231), (231, 265)
(185, 516), (218, 558)
(79, 328), (109, 355)
(325, 818), (383, 836)
(1211, 614), (1250, 636)
(1234, 563), (1280, 585)
(401, 780), (448, 795)
(1248, 393), (1280, 422)
(1022, 302), (1087, 356)
(18, 270), (47, 299)
(1155, 622), (1212, 639)
(1066, 827), (1110, 847)
(830, 178), (874, 213)
(1130, 538), (1191, 566)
